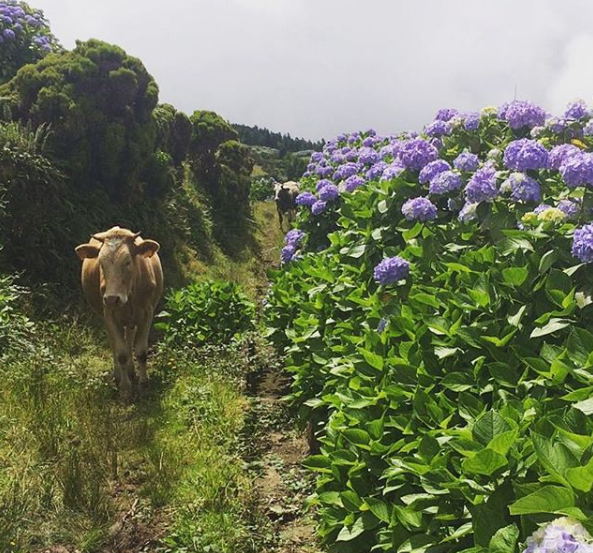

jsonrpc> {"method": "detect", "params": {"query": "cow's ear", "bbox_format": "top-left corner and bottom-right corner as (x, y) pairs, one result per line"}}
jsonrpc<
(75, 243), (100, 260)
(135, 239), (160, 258)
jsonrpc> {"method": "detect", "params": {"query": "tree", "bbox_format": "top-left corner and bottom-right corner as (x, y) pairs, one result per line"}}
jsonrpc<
(1, 39), (160, 200)
(154, 103), (192, 167)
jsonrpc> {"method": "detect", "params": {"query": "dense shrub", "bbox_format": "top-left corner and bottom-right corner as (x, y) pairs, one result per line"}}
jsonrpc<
(154, 103), (192, 167)
(250, 177), (274, 201)
(157, 280), (255, 348)
(267, 102), (593, 551)
(1, 39), (160, 200)
(0, 272), (33, 354)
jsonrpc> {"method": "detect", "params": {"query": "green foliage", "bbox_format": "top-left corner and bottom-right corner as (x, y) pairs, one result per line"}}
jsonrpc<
(250, 177), (274, 201)
(158, 280), (256, 348)
(1, 39), (160, 200)
(0, 273), (33, 354)
(154, 103), (192, 167)
(267, 137), (593, 550)
(233, 123), (323, 155)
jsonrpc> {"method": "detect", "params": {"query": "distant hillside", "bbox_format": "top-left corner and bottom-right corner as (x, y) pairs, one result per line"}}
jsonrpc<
(233, 123), (324, 156)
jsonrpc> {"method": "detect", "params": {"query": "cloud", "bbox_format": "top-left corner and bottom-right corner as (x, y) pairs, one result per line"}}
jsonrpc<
(547, 34), (593, 115)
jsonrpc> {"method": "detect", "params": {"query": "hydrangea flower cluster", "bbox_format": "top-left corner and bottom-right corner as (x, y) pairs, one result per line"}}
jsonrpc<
(560, 151), (593, 188)
(0, 1), (54, 52)
(453, 151), (479, 172)
(280, 229), (305, 264)
(429, 170), (462, 195)
(504, 139), (549, 171)
(402, 197), (438, 221)
(465, 166), (498, 203)
(572, 223), (593, 263)
(523, 517), (593, 553)
(373, 256), (410, 286)
(499, 100), (546, 130)
(500, 173), (541, 202)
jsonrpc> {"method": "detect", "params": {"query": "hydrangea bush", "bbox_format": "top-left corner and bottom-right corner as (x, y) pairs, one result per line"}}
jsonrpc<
(0, 1), (58, 84)
(266, 99), (593, 552)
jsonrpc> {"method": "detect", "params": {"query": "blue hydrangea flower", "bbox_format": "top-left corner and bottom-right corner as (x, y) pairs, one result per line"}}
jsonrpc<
(285, 229), (304, 247)
(501, 173), (541, 202)
(315, 179), (333, 192)
(463, 112), (480, 131)
(334, 162), (361, 180)
(453, 151), (480, 172)
(503, 139), (549, 171)
(465, 165), (498, 203)
(2, 28), (15, 39)
(343, 175), (365, 192)
(401, 197), (438, 221)
(366, 161), (388, 180)
(311, 152), (323, 163)
(557, 198), (581, 219)
(425, 120), (452, 137)
(318, 183), (339, 202)
(399, 139), (439, 171)
(358, 147), (380, 165)
(311, 200), (327, 215)
(565, 99), (589, 120)
(419, 159), (451, 184)
(573, 224), (593, 262)
(523, 517), (593, 553)
(376, 318), (388, 333)
(548, 144), (580, 169)
(373, 256), (410, 285)
(295, 191), (316, 207)
(499, 100), (546, 130)
(560, 152), (593, 188)
(316, 165), (333, 178)
(380, 163), (405, 182)
(429, 170), (463, 195)
(434, 108), (459, 122)
(281, 245), (296, 264)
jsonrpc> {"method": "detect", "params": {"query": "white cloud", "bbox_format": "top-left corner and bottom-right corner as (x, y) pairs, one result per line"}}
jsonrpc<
(547, 34), (593, 115)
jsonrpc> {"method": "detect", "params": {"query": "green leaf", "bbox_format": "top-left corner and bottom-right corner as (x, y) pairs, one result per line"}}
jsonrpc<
(566, 457), (593, 492)
(360, 348), (384, 371)
(530, 318), (571, 338)
(531, 433), (577, 485)
(302, 455), (332, 472)
(489, 524), (519, 553)
(473, 411), (511, 446)
(365, 498), (390, 523)
(336, 516), (365, 541)
(509, 486), (574, 516)
(462, 448), (507, 476)
(573, 398), (593, 416)
(502, 267), (528, 286)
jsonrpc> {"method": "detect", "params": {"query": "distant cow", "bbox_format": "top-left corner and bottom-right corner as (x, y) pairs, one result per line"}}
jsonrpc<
(274, 181), (300, 230)
(75, 226), (163, 397)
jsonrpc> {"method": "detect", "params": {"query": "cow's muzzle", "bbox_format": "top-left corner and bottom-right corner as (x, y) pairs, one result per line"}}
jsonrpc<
(103, 294), (126, 307)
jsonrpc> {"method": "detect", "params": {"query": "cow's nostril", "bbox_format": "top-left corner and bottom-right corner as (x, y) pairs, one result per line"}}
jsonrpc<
(104, 295), (120, 306)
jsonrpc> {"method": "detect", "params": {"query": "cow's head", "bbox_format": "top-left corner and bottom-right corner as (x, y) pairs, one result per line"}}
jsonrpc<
(75, 226), (159, 308)
(273, 182), (284, 201)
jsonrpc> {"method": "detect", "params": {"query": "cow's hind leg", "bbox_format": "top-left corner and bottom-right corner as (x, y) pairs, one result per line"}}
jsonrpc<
(134, 309), (153, 389)
(277, 206), (284, 231)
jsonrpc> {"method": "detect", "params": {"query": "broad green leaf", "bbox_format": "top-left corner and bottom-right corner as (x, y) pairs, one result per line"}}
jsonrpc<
(566, 457), (593, 492)
(365, 498), (391, 523)
(336, 516), (365, 542)
(473, 411), (511, 446)
(502, 266), (528, 286)
(462, 448), (507, 476)
(530, 318), (571, 338)
(489, 524), (519, 553)
(509, 486), (574, 516)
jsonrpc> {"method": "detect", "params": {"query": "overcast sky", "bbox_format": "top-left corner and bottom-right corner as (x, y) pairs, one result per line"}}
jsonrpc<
(31, 0), (593, 141)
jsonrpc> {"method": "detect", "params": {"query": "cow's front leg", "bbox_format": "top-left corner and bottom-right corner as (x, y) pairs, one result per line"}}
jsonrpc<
(134, 309), (153, 388)
(105, 313), (133, 397)
(277, 206), (283, 229)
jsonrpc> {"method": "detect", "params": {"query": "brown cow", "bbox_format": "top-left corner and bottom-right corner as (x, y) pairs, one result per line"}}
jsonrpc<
(274, 181), (300, 230)
(75, 226), (163, 396)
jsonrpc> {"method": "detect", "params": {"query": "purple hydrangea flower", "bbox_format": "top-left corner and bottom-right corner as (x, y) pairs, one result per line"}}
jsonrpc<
(2, 28), (15, 40)
(343, 175), (365, 192)
(376, 318), (388, 333)
(545, 117), (567, 134)
(565, 99), (589, 120)
(380, 163), (405, 181)
(548, 144), (580, 169)
(330, 152), (345, 164)
(501, 173), (541, 202)
(503, 139), (549, 171)
(311, 200), (328, 215)
(334, 162), (361, 181)
(435, 108), (459, 122)
(453, 151), (480, 172)
(429, 170), (463, 195)
(499, 100), (546, 130)
(318, 183), (339, 202)
(366, 161), (387, 180)
(399, 139), (439, 171)
(463, 112), (480, 131)
(311, 152), (323, 163)
(465, 165), (498, 203)
(558, 198), (581, 219)
(401, 197), (438, 221)
(316, 165), (334, 178)
(425, 119), (452, 137)
(358, 147), (380, 165)
(295, 191), (316, 207)
(315, 179), (333, 192)
(373, 256), (410, 285)
(523, 517), (593, 553)
(419, 159), (451, 184)
(573, 224), (593, 262)
(281, 245), (296, 264)
(560, 151), (593, 188)
(584, 121), (593, 136)
(285, 229), (304, 247)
